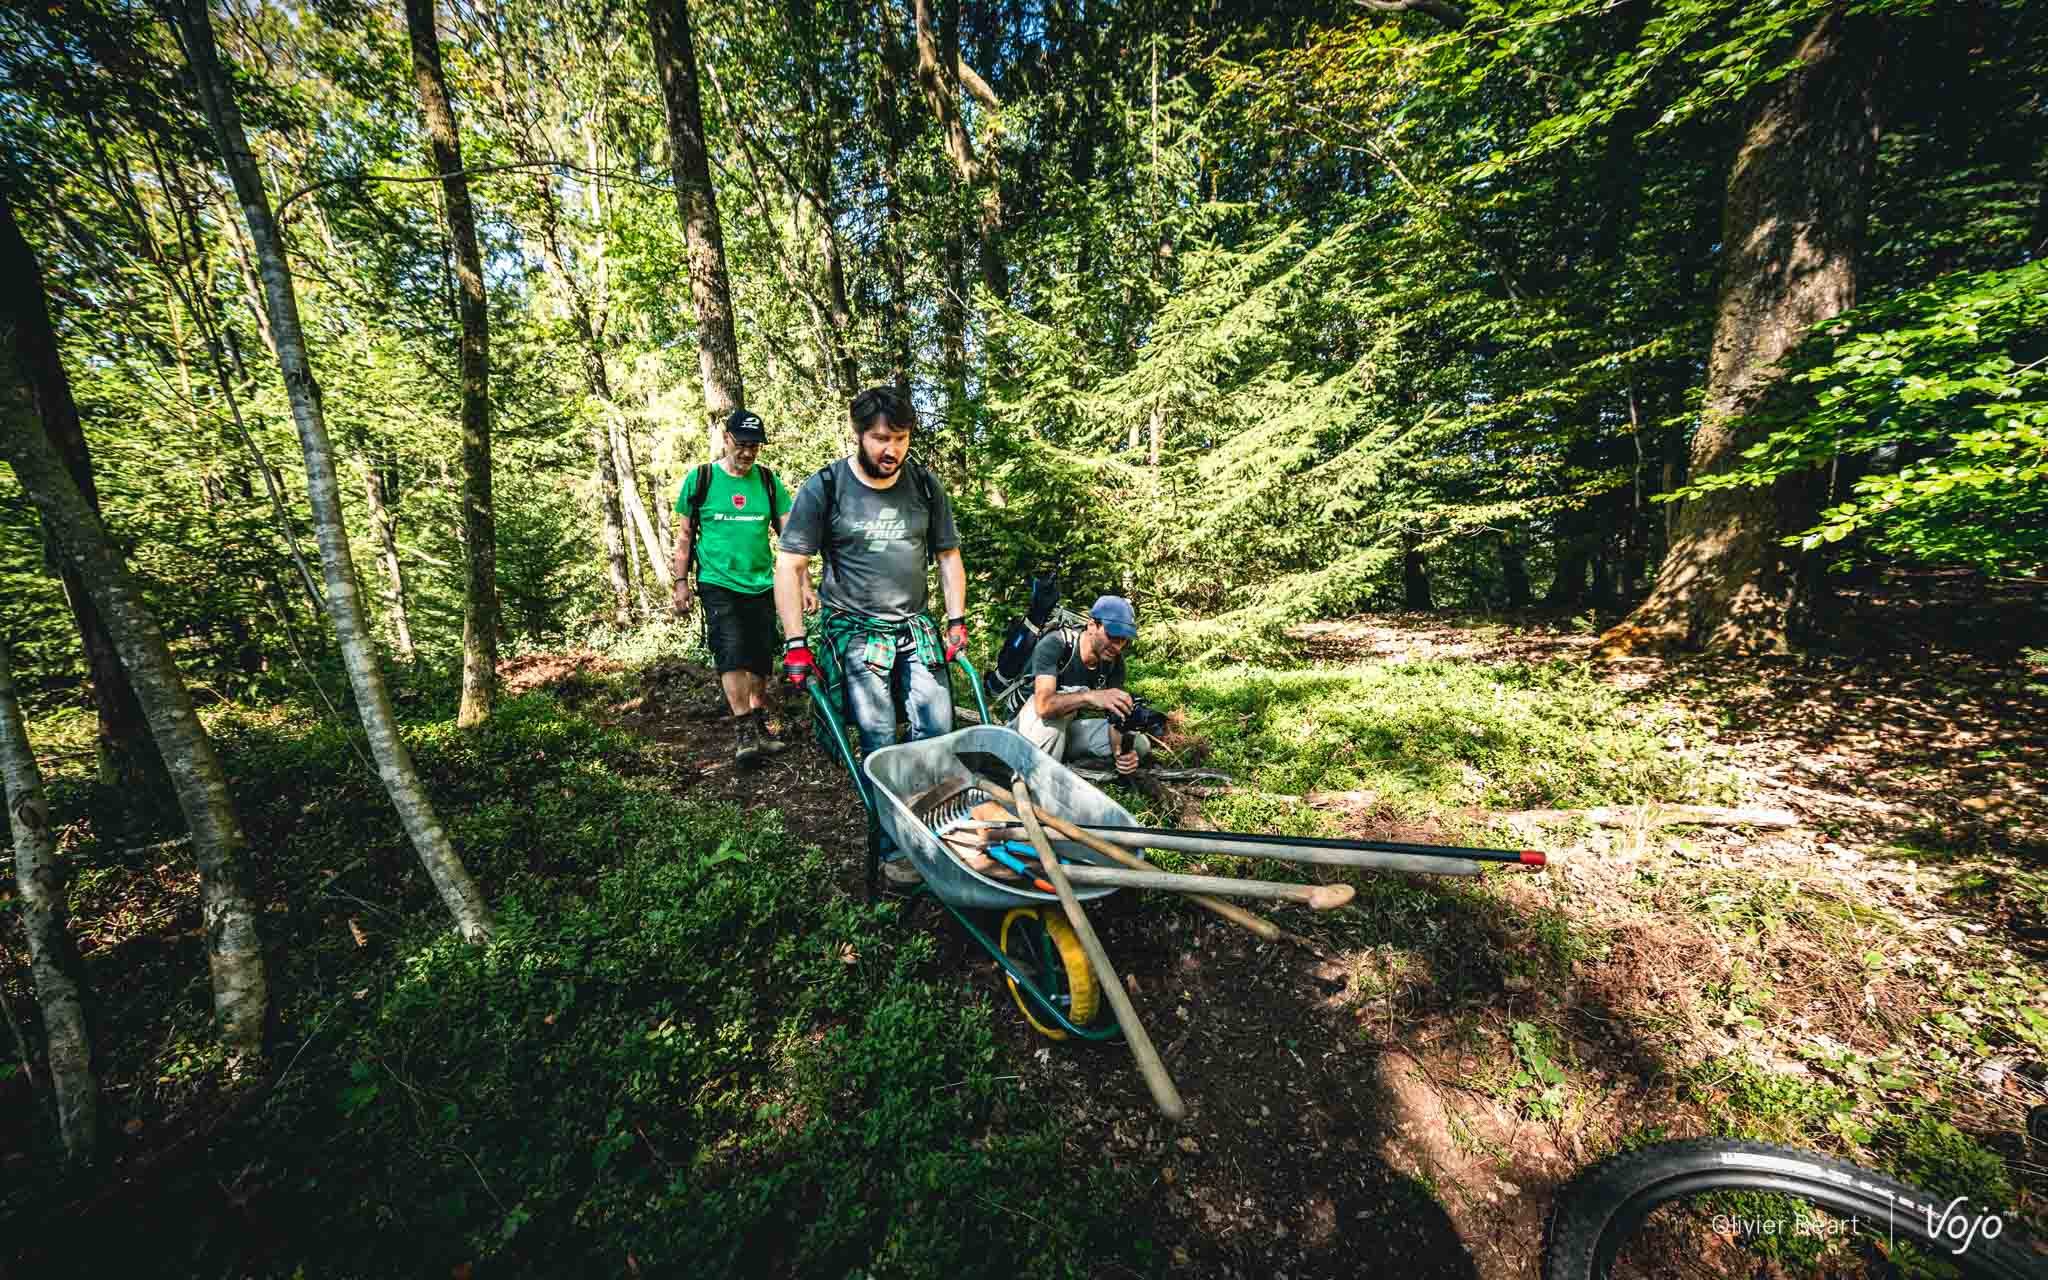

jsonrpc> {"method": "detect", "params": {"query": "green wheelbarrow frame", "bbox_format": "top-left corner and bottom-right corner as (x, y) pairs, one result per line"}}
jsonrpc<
(800, 642), (1122, 1043)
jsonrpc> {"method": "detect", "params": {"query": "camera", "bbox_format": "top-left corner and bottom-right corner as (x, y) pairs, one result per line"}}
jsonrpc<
(1106, 695), (1168, 740)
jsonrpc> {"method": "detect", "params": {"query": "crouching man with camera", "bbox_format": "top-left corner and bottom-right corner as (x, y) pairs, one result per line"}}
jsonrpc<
(1010, 595), (1157, 774)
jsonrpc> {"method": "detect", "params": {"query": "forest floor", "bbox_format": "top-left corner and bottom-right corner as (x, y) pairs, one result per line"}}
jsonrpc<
(5, 575), (2046, 1278)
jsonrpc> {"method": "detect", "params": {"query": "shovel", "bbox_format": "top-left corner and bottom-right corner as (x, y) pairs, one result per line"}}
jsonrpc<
(1015, 777), (1186, 1123)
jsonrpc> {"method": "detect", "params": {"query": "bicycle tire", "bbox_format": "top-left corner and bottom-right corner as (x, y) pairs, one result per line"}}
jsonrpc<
(1543, 1138), (2044, 1280)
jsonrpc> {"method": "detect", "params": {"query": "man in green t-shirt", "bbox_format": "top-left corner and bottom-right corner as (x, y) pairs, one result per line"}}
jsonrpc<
(671, 409), (814, 763)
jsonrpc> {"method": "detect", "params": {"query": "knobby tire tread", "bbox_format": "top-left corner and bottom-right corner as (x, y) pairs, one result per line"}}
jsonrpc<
(1542, 1138), (2044, 1280)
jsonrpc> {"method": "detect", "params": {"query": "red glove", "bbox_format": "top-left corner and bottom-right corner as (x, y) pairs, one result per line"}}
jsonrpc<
(943, 617), (969, 661)
(782, 638), (818, 686)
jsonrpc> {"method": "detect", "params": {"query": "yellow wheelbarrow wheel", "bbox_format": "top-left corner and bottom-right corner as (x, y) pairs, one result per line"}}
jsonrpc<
(998, 906), (1099, 1040)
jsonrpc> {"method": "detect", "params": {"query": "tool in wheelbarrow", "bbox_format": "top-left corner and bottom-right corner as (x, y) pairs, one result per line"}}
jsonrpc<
(920, 780), (1355, 909)
(954, 750), (1543, 876)
(956, 768), (1316, 950)
(1014, 776), (1186, 1123)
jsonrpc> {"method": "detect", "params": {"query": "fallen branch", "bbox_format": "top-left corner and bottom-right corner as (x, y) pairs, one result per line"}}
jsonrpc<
(1069, 766), (1233, 785)
(1491, 804), (1801, 830)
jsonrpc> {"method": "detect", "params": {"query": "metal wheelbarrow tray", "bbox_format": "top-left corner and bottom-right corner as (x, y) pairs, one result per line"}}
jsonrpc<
(864, 725), (1128, 913)
(864, 725), (1132, 1042)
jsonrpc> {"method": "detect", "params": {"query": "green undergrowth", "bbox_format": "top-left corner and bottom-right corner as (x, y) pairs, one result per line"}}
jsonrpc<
(12, 687), (1142, 1280)
(1133, 656), (1733, 818)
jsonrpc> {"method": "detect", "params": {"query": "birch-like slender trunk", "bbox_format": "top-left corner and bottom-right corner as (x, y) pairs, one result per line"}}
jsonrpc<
(529, 168), (633, 624)
(611, 417), (672, 592)
(175, 0), (493, 942)
(403, 0), (497, 725)
(363, 456), (414, 659)
(648, 0), (747, 455)
(0, 375), (268, 1055)
(0, 640), (98, 1164)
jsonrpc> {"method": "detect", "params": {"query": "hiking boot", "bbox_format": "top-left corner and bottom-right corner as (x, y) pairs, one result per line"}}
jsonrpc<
(753, 708), (791, 756)
(881, 855), (923, 886)
(733, 715), (765, 765)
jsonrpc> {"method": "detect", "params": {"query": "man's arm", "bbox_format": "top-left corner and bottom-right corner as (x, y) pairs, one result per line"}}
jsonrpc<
(774, 549), (812, 638)
(936, 547), (965, 620)
(670, 518), (696, 610)
(1032, 674), (1103, 719)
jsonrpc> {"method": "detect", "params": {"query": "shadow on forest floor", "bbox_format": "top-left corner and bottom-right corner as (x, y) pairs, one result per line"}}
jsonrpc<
(7, 572), (2046, 1279)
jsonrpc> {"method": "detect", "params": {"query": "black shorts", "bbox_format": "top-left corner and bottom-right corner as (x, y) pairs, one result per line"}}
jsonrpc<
(699, 584), (776, 676)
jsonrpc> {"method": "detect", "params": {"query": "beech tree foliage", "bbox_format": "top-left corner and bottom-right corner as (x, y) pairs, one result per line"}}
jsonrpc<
(0, 0), (2041, 700)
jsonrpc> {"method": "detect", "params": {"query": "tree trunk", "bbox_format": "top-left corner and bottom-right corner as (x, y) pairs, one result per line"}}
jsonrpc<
(874, 2), (914, 395)
(913, 0), (1006, 298)
(0, 639), (98, 1164)
(0, 192), (161, 794)
(1544, 538), (1589, 607)
(591, 432), (634, 626)
(1402, 533), (1434, 610)
(611, 416), (673, 592)
(528, 168), (634, 626)
(648, 0), (747, 458)
(176, 0), (494, 942)
(1502, 537), (1530, 608)
(404, 0), (497, 725)
(1602, 6), (1879, 654)
(363, 455), (414, 660)
(1, 376), (268, 1056)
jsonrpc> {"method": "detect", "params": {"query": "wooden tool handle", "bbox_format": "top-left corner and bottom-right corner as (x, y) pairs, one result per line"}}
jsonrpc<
(972, 776), (1304, 945)
(1059, 864), (1354, 909)
(1013, 779), (1187, 1124)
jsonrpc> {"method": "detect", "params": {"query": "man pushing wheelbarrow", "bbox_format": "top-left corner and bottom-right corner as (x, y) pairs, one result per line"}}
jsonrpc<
(773, 386), (970, 885)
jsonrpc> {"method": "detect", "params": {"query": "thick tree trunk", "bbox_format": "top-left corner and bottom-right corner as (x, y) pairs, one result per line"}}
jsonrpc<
(815, 181), (860, 394)
(1602, 7), (1878, 654)
(362, 456), (414, 660)
(0, 640), (98, 1164)
(177, 0), (493, 942)
(404, 0), (497, 725)
(1502, 537), (1530, 608)
(1, 378), (268, 1056)
(648, 0), (747, 458)
(0, 193), (161, 793)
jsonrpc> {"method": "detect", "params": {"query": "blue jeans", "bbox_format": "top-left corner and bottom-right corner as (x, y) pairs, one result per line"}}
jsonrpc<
(838, 631), (954, 760)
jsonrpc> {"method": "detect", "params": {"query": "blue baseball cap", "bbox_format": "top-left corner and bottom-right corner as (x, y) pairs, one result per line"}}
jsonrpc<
(1090, 595), (1137, 639)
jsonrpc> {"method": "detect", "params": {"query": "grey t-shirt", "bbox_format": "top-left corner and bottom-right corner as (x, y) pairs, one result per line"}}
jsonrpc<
(1030, 630), (1124, 696)
(778, 459), (961, 620)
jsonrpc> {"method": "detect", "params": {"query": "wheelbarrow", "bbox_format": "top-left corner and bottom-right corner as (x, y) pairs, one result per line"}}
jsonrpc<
(803, 650), (1130, 1043)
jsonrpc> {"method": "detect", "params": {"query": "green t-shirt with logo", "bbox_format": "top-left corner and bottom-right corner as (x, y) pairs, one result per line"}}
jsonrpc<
(674, 463), (793, 595)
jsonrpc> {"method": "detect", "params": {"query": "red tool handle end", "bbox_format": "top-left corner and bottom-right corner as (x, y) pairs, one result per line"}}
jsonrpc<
(1520, 850), (1547, 867)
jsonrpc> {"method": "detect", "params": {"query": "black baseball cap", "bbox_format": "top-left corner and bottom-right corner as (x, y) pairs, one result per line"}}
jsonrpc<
(725, 409), (767, 443)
